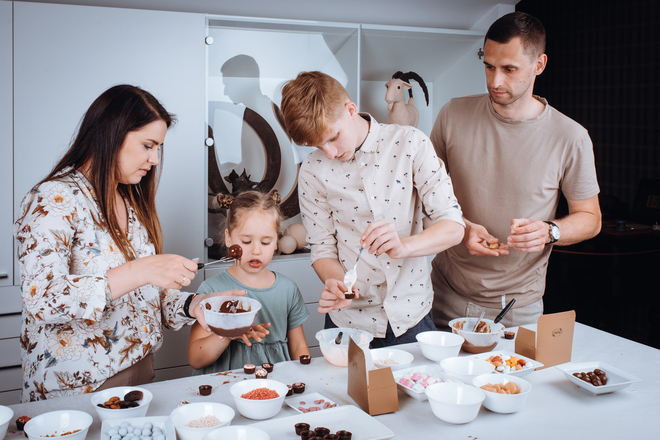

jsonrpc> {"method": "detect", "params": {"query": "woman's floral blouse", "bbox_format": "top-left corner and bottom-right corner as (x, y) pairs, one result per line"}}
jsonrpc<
(13, 169), (192, 402)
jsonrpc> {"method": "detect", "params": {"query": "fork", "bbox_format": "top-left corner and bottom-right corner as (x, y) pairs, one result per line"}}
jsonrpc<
(195, 256), (235, 269)
(343, 248), (363, 293)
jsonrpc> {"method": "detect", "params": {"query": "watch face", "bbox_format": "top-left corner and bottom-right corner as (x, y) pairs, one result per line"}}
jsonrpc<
(551, 224), (560, 240)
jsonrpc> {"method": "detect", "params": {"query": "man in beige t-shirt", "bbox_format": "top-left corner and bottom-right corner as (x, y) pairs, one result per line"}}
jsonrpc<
(430, 12), (601, 329)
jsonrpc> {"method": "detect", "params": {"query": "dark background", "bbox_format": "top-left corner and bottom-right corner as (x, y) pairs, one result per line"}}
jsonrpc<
(515, 0), (660, 349)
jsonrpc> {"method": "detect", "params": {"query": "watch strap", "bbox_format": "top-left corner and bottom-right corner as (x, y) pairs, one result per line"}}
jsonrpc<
(183, 293), (196, 318)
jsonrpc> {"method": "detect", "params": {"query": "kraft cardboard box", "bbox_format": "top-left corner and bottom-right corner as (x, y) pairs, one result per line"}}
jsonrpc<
(515, 310), (576, 369)
(347, 337), (398, 416)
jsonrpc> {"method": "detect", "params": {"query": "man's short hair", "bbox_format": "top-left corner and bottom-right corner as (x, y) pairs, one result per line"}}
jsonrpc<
(280, 71), (350, 147)
(485, 11), (546, 59)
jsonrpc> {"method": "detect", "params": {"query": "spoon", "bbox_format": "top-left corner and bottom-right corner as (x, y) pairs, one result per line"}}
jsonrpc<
(472, 310), (486, 332)
(494, 299), (516, 324)
(343, 248), (363, 297)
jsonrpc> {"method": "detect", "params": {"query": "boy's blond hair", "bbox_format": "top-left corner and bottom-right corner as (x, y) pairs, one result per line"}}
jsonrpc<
(280, 71), (350, 147)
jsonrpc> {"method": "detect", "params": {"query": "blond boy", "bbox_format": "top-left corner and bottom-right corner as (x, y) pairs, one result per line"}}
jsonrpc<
(281, 71), (465, 347)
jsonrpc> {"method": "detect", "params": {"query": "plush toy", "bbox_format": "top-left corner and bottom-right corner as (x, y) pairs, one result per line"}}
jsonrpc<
(384, 71), (429, 128)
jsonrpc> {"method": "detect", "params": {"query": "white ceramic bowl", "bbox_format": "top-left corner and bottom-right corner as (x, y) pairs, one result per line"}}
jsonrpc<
(416, 331), (465, 362)
(370, 348), (414, 371)
(90, 386), (153, 421)
(0, 405), (14, 440)
(440, 357), (495, 383)
(24, 410), (93, 440)
(200, 296), (261, 338)
(555, 361), (641, 395)
(229, 379), (288, 420)
(201, 425), (270, 440)
(315, 328), (374, 367)
(448, 318), (505, 354)
(472, 374), (532, 413)
(169, 402), (235, 440)
(425, 382), (485, 424)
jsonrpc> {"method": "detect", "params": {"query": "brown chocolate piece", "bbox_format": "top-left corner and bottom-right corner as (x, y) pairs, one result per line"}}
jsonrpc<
(286, 385), (293, 396)
(244, 364), (256, 374)
(299, 431), (314, 440)
(299, 354), (311, 364)
(504, 331), (515, 339)
(314, 428), (330, 437)
(219, 299), (249, 313)
(336, 431), (352, 440)
(16, 416), (31, 431)
(292, 382), (305, 393)
(227, 244), (243, 260)
(124, 390), (143, 402)
(262, 362), (274, 373)
(294, 423), (310, 435)
(343, 292), (355, 300)
(199, 385), (212, 396)
(324, 435), (340, 440)
(255, 368), (268, 379)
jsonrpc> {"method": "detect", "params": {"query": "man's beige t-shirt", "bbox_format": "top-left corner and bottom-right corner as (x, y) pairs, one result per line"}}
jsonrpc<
(431, 94), (599, 308)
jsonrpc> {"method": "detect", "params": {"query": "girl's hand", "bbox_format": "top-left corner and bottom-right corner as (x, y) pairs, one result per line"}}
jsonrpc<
(190, 289), (247, 333)
(318, 278), (359, 314)
(237, 323), (271, 346)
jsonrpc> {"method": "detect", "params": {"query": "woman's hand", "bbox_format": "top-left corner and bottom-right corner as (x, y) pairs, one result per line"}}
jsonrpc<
(190, 290), (247, 333)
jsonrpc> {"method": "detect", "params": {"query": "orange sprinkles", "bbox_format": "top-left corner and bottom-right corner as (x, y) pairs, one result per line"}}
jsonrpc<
(240, 387), (279, 400)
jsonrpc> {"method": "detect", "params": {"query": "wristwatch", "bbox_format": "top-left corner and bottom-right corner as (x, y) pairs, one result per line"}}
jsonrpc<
(544, 221), (560, 244)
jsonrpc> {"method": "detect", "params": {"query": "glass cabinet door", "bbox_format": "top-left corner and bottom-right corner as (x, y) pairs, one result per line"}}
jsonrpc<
(205, 17), (359, 259)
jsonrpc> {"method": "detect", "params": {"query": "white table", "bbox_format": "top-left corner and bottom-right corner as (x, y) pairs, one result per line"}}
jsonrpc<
(6, 323), (659, 439)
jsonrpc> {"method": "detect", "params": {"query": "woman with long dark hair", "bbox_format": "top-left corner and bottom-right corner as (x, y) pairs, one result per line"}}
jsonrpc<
(13, 85), (246, 402)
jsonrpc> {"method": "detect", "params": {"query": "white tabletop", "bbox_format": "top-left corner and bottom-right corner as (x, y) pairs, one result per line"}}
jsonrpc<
(6, 323), (659, 439)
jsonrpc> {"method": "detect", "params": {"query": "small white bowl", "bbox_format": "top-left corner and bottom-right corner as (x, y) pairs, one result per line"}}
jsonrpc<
(169, 402), (235, 440)
(425, 382), (485, 424)
(315, 328), (373, 367)
(24, 410), (93, 440)
(448, 318), (505, 354)
(440, 357), (495, 383)
(201, 296), (262, 338)
(229, 379), (288, 420)
(90, 386), (153, 421)
(201, 425), (270, 440)
(370, 348), (414, 371)
(416, 331), (464, 362)
(0, 405), (14, 440)
(472, 374), (532, 413)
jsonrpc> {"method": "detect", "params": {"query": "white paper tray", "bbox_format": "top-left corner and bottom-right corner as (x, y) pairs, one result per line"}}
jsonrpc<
(251, 405), (393, 440)
(100, 416), (175, 440)
(285, 392), (338, 413)
(555, 361), (641, 395)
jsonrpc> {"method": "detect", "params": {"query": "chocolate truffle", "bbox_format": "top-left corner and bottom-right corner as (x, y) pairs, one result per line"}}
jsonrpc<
(299, 430), (314, 440)
(314, 428), (330, 437)
(343, 291), (355, 300)
(504, 331), (516, 339)
(262, 362), (274, 373)
(299, 354), (311, 365)
(324, 435), (340, 440)
(244, 364), (256, 374)
(286, 385), (293, 396)
(227, 244), (243, 260)
(198, 385), (212, 396)
(292, 382), (305, 393)
(255, 367), (268, 379)
(16, 416), (31, 431)
(336, 430), (352, 440)
(294, 423), (310, 435)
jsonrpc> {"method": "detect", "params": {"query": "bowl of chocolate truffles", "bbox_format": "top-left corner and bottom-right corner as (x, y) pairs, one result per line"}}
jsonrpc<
(200, 296), (261, 338)
(448, 317), (504, 354)
(315, 328), (373, 367)
(90, 386), (153, 421)
(229, 379), (289, 420)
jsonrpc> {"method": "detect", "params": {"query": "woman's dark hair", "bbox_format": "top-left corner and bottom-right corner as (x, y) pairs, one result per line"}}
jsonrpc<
(40, 84), (176, 260)
(485, 11), (546, 59)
